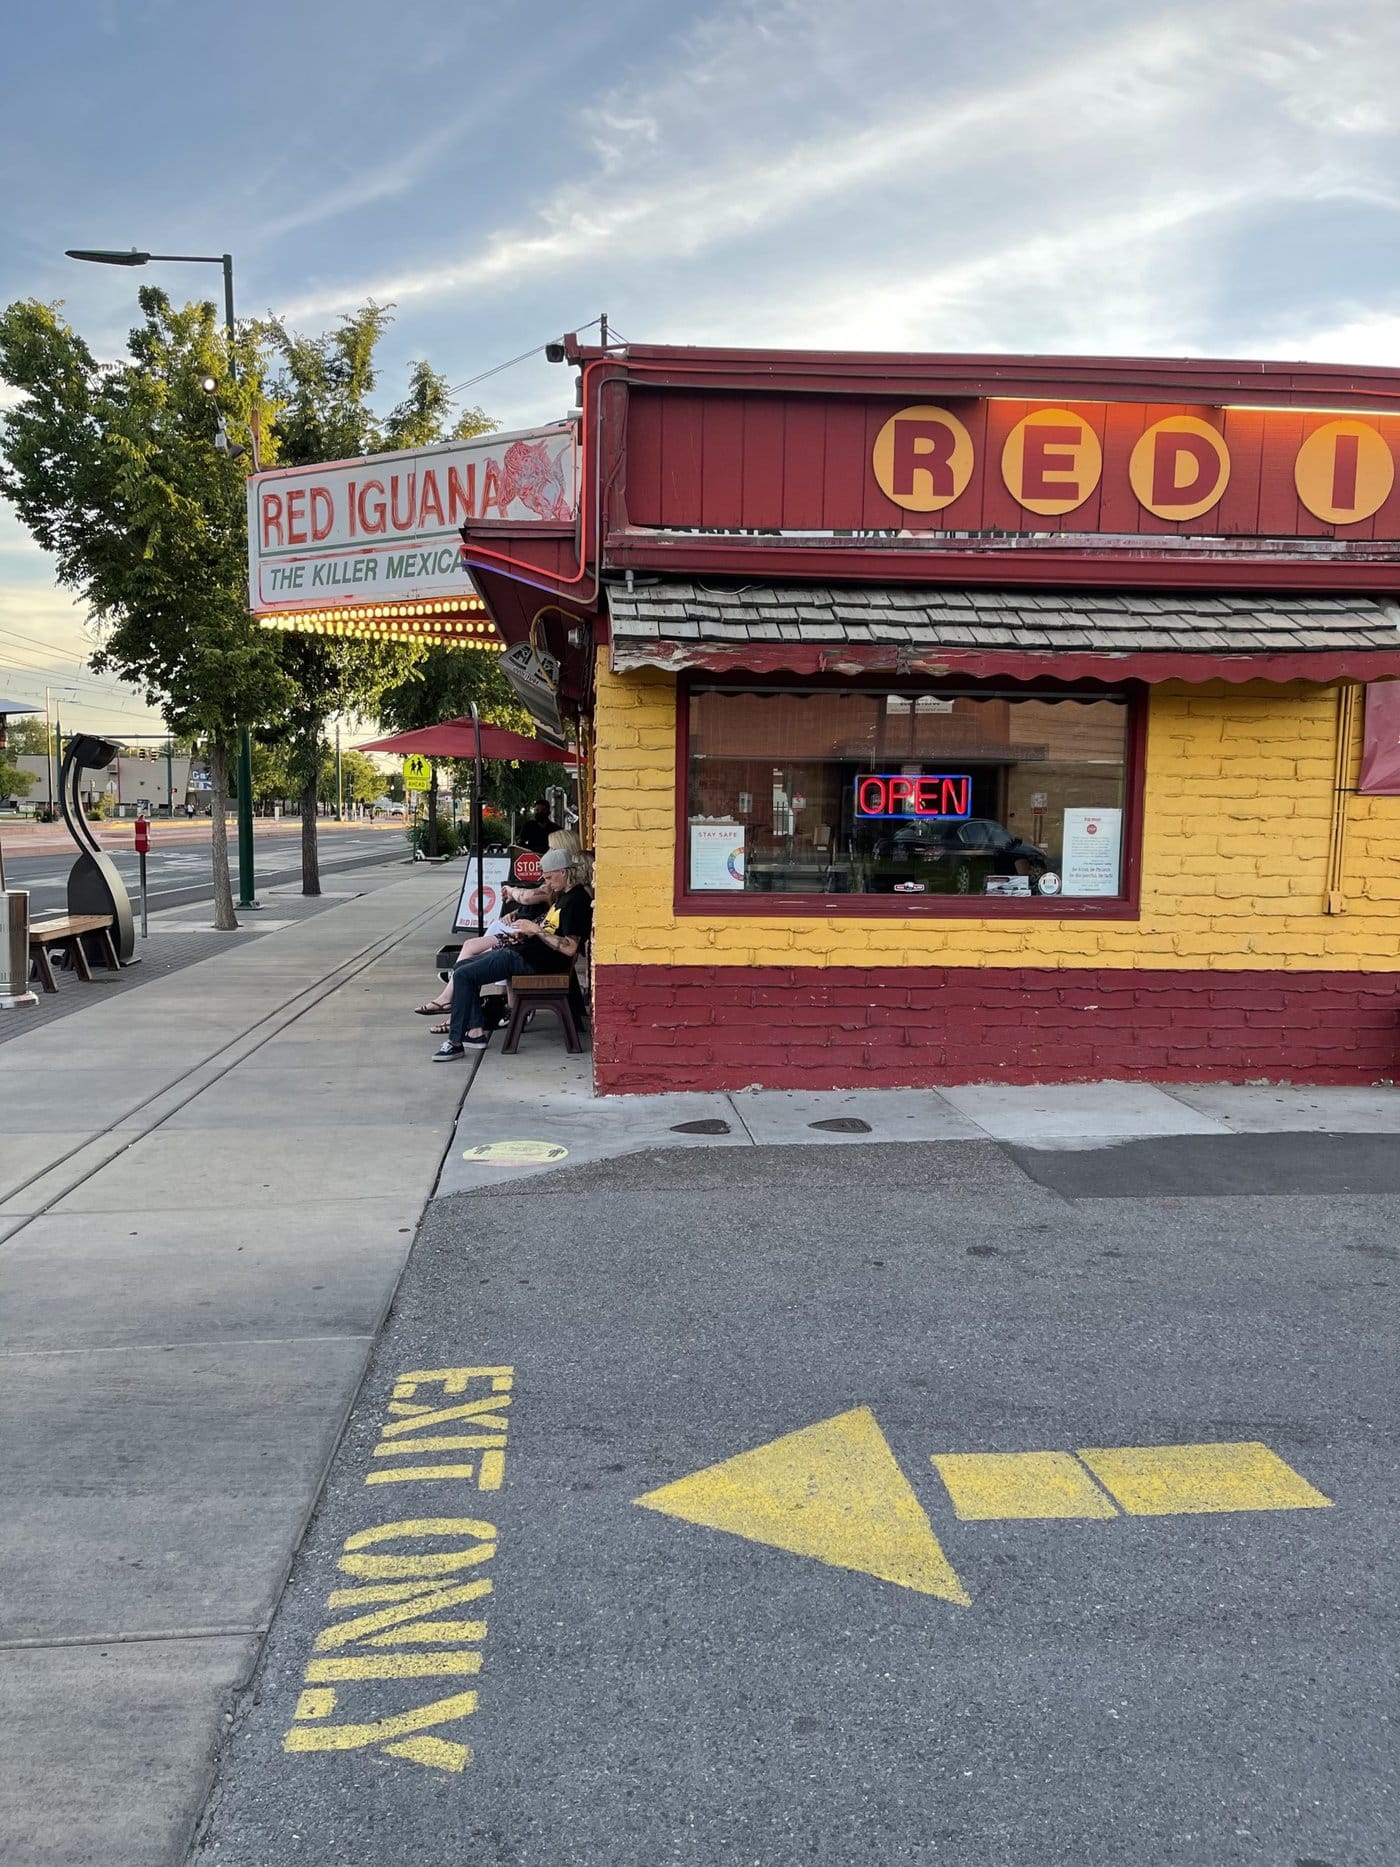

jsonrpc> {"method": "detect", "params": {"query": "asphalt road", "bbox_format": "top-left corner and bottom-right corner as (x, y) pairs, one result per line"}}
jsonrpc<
(195, 1137), (1397, 1867)
(3, 827), (400, 917)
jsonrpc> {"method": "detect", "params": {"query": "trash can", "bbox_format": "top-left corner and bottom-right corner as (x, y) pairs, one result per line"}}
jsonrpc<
(0, 890), (37, 1009)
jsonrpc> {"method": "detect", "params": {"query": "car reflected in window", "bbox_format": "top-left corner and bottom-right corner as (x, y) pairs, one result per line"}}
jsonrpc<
(867, 817), (1047, 894)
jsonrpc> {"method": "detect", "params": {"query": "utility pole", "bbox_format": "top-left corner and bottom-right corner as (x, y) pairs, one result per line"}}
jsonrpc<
(166, 737), (174, 815)
(44, 686), (54, 819)
(335, 721), (343, 822)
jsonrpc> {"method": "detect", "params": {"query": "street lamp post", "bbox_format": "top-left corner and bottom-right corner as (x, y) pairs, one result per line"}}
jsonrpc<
(65, 247), (260, 911)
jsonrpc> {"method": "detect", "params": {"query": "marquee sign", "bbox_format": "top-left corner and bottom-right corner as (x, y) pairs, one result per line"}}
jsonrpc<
(247, 422), (578, 614)
(854, 773), (973, 820)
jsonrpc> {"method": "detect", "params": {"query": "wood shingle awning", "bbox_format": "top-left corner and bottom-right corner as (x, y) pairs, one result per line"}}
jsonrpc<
(606, 581), (1400, 684)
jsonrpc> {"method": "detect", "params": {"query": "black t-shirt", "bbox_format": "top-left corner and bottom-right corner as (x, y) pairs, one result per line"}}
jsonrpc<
(516, 885), (592, 973)
(517, 818), (558, 855)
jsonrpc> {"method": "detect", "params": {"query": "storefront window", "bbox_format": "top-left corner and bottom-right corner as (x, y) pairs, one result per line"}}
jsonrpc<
(685, 686), (1131, 902)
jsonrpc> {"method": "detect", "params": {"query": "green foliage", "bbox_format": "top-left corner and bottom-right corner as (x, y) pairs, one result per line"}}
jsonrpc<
(249, 737), (292, 806)
(0, 289), (500, 902)
(6, 716), (52, 754)
(0, 752), (36, 799)
(377, 644), (530, 739)
(405, 817), (461, 858)
(485, 758), (553, 828)
(0, 290), (286, 743)
(339, 747), (385, 808)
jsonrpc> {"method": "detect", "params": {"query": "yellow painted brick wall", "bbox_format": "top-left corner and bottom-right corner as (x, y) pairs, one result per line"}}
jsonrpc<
(591, 653), (1400, 973)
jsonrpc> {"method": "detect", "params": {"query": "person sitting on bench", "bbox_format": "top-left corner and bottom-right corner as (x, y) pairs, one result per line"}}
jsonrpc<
(412, 830), (584, 1021)
(433, 848), (593, 1059)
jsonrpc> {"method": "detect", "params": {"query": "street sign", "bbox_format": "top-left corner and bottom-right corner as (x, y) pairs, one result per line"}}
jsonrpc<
(403, 754), (432, 793)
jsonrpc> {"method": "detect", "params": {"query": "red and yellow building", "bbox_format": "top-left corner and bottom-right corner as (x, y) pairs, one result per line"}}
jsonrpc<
(252, 344), (1400, 1092)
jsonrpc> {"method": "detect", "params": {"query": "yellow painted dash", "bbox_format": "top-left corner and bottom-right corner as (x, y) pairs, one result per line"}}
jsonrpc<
(1076, 1441), (1333, 1516)
(932, 1450), (1119, 1520)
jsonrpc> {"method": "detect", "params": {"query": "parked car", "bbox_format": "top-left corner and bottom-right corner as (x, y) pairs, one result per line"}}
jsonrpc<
(865, 816), (1049, 895)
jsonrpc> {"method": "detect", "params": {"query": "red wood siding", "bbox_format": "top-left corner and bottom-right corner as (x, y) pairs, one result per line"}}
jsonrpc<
(621, 389), (1400, 543)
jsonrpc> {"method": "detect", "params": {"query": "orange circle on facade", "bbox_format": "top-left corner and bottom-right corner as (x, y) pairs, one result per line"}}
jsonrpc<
(1128, 416), (1230, 521)
(872, 405), (975, 513)
(1001, 408), (1102, 516)
(1294, 420), (1395, 525)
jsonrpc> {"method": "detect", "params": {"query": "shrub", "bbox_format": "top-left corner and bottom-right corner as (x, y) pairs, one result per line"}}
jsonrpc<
(407, 815), (459, 858)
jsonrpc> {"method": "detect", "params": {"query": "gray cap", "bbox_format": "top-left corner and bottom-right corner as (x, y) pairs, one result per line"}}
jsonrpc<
(539, 848), (572, 875)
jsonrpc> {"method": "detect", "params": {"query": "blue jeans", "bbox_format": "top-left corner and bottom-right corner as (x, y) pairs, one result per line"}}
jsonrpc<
(448, 947), (529, 1043)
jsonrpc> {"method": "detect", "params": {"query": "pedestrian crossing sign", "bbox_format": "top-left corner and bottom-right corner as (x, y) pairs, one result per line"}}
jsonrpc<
(403, 754), (432, 792)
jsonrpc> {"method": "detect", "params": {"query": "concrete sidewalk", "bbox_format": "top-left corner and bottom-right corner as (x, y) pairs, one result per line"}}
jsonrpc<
(439, 1035), (1400, 1194)
(0, 863), (479, 1867)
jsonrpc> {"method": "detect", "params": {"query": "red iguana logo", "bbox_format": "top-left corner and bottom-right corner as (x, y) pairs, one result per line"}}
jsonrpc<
(499, 439), (572, 521)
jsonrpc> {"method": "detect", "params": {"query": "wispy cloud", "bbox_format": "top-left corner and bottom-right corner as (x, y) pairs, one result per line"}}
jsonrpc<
(274, 0), (1400, 393)
(258, 121), (476, 243)
(280, 4), (1219, 319)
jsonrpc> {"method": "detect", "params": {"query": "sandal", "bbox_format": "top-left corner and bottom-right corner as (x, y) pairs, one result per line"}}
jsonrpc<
(431, 1022), (451, 1035)
(414, 1003), (447, 1015)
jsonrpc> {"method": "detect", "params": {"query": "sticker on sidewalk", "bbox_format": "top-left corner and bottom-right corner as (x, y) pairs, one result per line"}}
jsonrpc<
(460, 1140), (568, 1165)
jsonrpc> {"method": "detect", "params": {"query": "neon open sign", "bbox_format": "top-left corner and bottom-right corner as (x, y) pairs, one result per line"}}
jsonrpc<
(854, 773), (973, 820)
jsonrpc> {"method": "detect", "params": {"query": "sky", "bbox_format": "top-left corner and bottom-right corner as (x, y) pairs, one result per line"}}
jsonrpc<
(2, 0), (1399, 734)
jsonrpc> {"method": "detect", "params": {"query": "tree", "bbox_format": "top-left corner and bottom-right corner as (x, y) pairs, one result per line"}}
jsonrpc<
(6, 716), (52, 755)
(256, 313), (497, 888)
(0, 289), (286, 927)
(0, 290), (500, 917)
(376, 644), (539, 846)
(0, 748), (35, 802)
(249, 738), (293, 810)
(338, 748), (385, 812)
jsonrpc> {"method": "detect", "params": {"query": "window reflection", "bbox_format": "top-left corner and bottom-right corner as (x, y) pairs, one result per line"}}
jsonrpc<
(686, 687), (1129, 900)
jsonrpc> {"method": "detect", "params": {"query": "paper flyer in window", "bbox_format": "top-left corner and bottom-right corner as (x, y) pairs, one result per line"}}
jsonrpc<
(690, 821), (746, 890)
(1061, 808), (1122, 896)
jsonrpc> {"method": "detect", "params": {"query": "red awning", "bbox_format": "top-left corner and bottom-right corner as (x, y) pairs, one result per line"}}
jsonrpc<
(356, 719), (572, 761)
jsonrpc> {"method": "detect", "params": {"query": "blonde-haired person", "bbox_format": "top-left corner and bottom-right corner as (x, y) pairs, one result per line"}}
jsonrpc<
(434, 847), (593, 1058)
(412, 828), (587, 1020)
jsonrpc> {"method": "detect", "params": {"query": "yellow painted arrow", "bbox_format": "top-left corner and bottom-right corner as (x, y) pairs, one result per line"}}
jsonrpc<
(636, 1406), (969, 1604)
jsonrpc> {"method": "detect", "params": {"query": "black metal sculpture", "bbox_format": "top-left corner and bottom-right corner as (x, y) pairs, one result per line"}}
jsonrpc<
(60, 734), (136, 962)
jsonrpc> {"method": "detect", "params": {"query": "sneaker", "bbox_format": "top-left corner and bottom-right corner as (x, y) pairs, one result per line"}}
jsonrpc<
(462, 1031), (490, 1049)
(432, 1041), (465, 1061)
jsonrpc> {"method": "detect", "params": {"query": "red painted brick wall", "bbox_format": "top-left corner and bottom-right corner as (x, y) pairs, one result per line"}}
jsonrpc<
(592, 964), (1400, 1093)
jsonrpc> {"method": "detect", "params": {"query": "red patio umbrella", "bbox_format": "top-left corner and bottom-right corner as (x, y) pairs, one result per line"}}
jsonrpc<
(357, 709), (573, 938)
(356, 719), (571, 761)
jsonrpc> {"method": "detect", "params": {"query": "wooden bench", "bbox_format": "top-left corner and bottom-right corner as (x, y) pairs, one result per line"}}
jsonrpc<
(501, 971), (582, 1054)
(28, 914), (120, 993)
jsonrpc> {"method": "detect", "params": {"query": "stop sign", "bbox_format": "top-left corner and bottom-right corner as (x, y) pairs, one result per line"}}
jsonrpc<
(134, 817), (150, 853)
